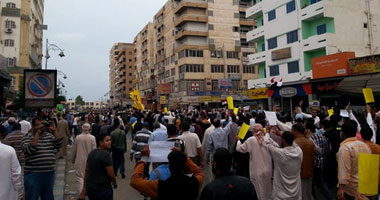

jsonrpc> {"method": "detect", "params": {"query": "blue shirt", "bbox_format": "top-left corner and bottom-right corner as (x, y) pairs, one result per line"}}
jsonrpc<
(149, 129), (168, 143)
(149, 164), (170, 181)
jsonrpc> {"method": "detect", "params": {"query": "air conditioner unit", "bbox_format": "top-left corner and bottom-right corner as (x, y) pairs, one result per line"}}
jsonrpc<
(5, 28), (12, 34)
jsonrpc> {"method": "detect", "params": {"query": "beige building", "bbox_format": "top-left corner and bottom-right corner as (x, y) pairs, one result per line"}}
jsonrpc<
(109, 43), (136, 107)
(134, 0), (258, 109)
(0, 0), (45, 91)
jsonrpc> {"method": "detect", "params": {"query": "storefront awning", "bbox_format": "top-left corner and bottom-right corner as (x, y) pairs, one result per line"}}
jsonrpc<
(337, 73), (380, 94)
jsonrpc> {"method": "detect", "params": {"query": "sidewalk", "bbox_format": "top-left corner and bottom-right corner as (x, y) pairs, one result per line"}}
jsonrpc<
(53, 158), (66, 200)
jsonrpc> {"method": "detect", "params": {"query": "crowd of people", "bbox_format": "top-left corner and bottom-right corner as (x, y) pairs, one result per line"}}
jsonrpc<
(1, 101), (380, 200)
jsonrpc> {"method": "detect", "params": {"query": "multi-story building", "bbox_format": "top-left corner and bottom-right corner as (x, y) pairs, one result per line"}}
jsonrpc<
(109, 43), (136, 107)
(134, 0), (258, 109)
(0, 0), (45, 91)
(246, 0), (380, 88)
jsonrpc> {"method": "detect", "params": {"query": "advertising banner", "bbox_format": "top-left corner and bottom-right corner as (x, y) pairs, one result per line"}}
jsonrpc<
(219, 79), (232, 89)
(312, 52), (355, 79)
(158, 83), (171, 95)
(349, 54), (380, 75)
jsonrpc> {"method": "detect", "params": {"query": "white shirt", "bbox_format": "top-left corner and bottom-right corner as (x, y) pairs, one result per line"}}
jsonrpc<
(19, 120), (31, 134)
(177, 131), (202, 157)
(249, 118), (256, 129)
(159, 123), (167, 131)
(0, 142), (22, 200)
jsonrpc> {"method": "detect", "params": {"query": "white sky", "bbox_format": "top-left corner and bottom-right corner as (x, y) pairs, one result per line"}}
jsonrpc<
(43, 0), (167, 101)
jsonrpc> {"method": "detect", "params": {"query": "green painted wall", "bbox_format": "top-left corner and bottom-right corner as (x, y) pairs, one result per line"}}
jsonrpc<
(302, 17), (335, 39)
(300, 0), (310, 7)
(256, 15), (263, 27)
(258, 63), (266, 78)
(257, 40), (265, 52)
(304, 48), (326, 71)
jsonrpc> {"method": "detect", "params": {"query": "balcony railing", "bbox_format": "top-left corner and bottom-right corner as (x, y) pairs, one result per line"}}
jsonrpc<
(300, 0), (325, 21)
(246, 26), (264, 42)
(246, 1), (263, 19)
(248, 51), (266, 65)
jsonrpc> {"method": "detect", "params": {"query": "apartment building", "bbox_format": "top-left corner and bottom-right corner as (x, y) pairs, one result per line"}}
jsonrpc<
(246, 0), (380, 88)
(135, 0), (258, 109)
(0, 0), (45, 91)
(109, 43), (136, 106)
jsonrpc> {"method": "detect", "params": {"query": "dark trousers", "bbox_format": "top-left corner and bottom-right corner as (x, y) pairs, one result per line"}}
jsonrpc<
(112, 148), (125, 174)
(312, 167), (332, 200)
(24, 171), (55, 200)
(87, 188), (113, 200)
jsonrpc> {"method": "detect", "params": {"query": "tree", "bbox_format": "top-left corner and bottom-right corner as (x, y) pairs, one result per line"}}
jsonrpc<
(75, 95), (85, 105)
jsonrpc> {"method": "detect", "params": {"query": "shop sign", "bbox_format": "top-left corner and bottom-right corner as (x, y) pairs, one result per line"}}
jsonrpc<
(248, 88), (268, 100)
(280, 87), (297, 98)
(191, 81), (200, 91)
(271, 47), (291, 61)
(157, 83), (171, 95)
(228, 74), (242, 80)
(312, 52), (355, 79)
(349, 54), (380, 75)
(200, 96), (212, 103)
(211, 96), (221, 102)
(160, 96), (166, 104)
(219, 79), (232, 89)
(180, 96), (200, 103)
(205, 79), (212, 91)
(316, 82), (339, 92)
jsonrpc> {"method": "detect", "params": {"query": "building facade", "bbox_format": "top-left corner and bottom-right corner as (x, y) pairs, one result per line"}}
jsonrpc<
(0, 0), (45, 91)
(109, 43), (136, 107)
(246, 0), (380, 88)
(135, 0), (258, 109)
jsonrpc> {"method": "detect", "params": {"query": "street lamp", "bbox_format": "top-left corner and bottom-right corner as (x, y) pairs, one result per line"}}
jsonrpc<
(45, 39), (65, 70)
(57, 70), (68, 79)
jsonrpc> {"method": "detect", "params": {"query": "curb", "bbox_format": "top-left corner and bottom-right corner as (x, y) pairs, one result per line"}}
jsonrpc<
(54, 159), (66, 200)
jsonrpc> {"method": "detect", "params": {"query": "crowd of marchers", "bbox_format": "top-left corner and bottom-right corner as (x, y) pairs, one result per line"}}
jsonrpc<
(1, 102), (380, 200)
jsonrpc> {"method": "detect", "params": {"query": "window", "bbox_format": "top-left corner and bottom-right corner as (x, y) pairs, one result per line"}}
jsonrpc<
(288, 61), (299, 73)
(270, 65), (279, 76)
(317, 24), (327, 35)
(212, 80), (219, 91)
(287, 30), (298, 44)
(7, 58), (15, 66)
(232, 80), (240, 90)
(129, 73), (132, 76)
(233, 26), (240, 32)
(234, 13), (240, 18)
(179, 64), (204, 73)
(171, 68), (176, 76)
(129, 66), (132, 69)
(211, 65), (224, 73)
(6, 3), (16, 8)
(208, 24), (214, 30)
(4, 39), (14, 47)
(5, 20), (16, 29)
(178, 49), (204, 59)
(311, 0), (322, 4)
(227, 65), (240, 73)
(227, 51), (239, 59)
(211, 51), (223, 58)
(267, 38), (277, 50)
(208, 10), (214, 16)
(129, 81), (132, 84)
(286, 0), (296, 13)
(261, 43), (265, 51)
(242, 52), (253, 57)
(243, 65), (255, 74)
(268, 10), (276, 21)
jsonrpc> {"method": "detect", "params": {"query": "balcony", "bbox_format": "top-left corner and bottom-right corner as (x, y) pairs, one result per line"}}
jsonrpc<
(246, 26), (264, 42)
(174, 15), (208, 27)
(240, 18), (255, 26)
(246, 1), (262, 19)
(175, 29), (208, 40)
(174, 0), (207, 14)
(300, 0), (325, 21)
(248, 51), (266, 65)
(301, 33), (330, 52)
(175, 43), (208, 53)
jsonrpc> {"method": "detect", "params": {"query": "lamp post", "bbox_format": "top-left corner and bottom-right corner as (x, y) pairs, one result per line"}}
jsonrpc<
(45, 39), (65, 70)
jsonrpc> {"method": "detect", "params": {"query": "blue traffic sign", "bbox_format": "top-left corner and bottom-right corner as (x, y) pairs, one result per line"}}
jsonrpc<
(27, 73), (53, 97)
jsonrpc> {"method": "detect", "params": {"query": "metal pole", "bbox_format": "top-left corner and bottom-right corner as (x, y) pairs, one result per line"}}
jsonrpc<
(45, 39), (48, 70)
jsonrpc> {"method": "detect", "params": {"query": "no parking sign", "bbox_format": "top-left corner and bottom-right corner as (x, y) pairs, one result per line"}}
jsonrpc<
(24, 70), (57, 108)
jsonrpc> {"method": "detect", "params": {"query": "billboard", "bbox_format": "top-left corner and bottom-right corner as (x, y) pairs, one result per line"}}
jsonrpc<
(312, 52), (355, 79)
(349, 54), (380, 75)
(157, 83), (171, 95)
(24, 69), (57, 108)
(219, 79), (232, 89)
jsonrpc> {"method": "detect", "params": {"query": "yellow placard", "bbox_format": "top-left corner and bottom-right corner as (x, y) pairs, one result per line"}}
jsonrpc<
(227, 96), (234, 109)
(238, 123), (250, 140)
(328, 109), (334, 117)
(358, 153), (379, 195)
(160, 96), (166, 105)
(164, 107), (168, 113)
(233, 108), (239, 115)
(363, 88), (375, 103)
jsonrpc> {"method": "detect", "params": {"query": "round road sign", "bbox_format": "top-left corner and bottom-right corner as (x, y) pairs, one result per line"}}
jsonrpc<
(27, 73), (53, 98)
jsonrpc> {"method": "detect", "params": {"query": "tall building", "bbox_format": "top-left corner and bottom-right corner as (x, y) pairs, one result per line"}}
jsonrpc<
(0, 0), (45, 91)
(246, 0), (380, 88)
(135, 0), (258, 109)
(109, 43), (136, 107)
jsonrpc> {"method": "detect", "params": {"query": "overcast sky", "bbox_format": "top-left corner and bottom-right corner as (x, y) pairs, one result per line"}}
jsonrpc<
(43, 0), (167, 101)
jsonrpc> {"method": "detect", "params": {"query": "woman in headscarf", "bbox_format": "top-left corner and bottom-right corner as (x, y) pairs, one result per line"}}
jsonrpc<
(72, 123), (96, 193)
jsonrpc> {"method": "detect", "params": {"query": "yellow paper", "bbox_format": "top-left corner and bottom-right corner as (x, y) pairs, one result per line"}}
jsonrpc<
(358, 153), (379, 195)
(328, 109), (334, 117)
(363, 88), (375, 103)
(227, 96), (234, 109)
(238, 123), (250, 140)
(164, 107), (168, 113)
(263, 128), (267, 133)
(233, 108), (239, 115)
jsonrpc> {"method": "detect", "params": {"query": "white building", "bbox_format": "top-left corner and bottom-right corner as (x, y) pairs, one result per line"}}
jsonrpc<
(66, 100), (108, 111)
(246, 0), (380, 88)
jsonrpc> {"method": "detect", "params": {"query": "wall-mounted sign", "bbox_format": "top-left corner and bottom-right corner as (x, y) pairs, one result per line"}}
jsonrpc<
(228, 74), (242, 80)
(271, 47), (291, 61)
(160, 96), (166, 104)
(280, 87), (297, 98)
(312, 52), (355, 79)
(349, 54), (380, 75)
(158, 83), (171, 95)
(248, 88), (268, 100)
(219, 79), (232, 89)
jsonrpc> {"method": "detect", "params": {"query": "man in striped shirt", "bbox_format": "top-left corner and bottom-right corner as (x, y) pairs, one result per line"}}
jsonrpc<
(131, 122), (152, 161)
(22, 116), (63, 200)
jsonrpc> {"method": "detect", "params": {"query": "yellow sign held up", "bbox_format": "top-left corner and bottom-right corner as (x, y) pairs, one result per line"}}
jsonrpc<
(227, 96), (234, 110)
(358, 153), (379, 195)
(238, 123), (250, 140)
(233, 108), (239, 115)
(130, 90), (145, 111)
(363, 88), (375, 103)
(164, 107), (168, 113)
(328, 109), (334, 117)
